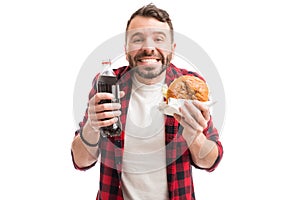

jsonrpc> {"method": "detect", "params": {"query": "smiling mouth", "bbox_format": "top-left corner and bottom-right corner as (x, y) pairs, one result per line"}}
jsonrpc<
(137, 58), (161, 64)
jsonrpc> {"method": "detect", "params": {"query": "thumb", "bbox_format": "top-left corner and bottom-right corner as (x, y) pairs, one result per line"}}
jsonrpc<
(173, 114), (181, 122)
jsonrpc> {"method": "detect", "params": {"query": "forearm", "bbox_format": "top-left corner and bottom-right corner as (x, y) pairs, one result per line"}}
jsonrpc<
(189, 133), (219, 169)
(71, 123), (100, 168)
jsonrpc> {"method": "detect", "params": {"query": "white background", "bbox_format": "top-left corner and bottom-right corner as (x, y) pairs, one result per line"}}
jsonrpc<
(1, 0), (299, 199)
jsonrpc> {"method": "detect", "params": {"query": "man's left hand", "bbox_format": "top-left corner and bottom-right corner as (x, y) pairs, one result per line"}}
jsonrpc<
(174, 100), (210, 145)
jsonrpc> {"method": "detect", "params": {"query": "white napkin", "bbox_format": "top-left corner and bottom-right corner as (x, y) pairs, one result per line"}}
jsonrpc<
(158, 98), (216, 116)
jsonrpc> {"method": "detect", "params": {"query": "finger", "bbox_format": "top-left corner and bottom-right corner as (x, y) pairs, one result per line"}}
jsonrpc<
(90, 117), (119, 128)
(176, 110), (201, 145)
(181, 102), (207, 131)
(179, 103), (201, 130)
(89, 102), (121, 115)
(95, 103), (121, 113)
(94, 92), (115, 104)
(184, 101), (209, 129)
(192, 100), (210, 121)
(177, 114), (192, 129)
(119, 91), (125, 98)
(173, 113), (182, 122)
(90, 110), (121, 121)
(88, 92), (114, 110)
(174, 111), (187, 127)
(184, 101), (206, 126)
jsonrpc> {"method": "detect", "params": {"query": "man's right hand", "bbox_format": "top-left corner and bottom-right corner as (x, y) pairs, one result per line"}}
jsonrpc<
(71, 91), (124, 168)
(86, 91), (124, 132)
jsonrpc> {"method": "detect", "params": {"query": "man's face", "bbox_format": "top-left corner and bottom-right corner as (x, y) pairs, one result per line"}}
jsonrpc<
(125, 16), (176, 79)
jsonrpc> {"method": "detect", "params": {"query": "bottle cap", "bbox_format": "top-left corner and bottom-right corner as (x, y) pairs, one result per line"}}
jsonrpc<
(101, 59), (115, 76)
(101, 60), (111, 65)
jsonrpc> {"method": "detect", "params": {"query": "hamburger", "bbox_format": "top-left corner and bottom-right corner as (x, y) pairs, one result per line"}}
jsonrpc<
(166, 75), (209, 102)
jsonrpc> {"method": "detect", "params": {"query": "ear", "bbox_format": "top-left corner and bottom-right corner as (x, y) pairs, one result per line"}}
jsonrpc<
(124, 44), (129, 61)
(172, 43), (176, 53)
(170, 42), (176, 60)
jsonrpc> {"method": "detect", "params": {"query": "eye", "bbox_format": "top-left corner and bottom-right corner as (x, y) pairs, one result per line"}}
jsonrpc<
(154, 37), (165, 42)
(133, 39), (142, 43)
(131, 36), (144, 44)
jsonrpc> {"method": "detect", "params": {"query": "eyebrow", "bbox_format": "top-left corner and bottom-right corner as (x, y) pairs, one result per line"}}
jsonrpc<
(153, 31), (168, 37)
(129, 32), (143, 39)
(128, 31), (169, 39)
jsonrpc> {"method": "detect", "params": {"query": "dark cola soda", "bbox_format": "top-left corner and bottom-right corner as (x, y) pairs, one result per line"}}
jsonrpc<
(97, 61), (122, 137)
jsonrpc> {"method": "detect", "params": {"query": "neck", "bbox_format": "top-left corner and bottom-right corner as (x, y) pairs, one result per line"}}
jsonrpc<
(134, 71), (166, 85)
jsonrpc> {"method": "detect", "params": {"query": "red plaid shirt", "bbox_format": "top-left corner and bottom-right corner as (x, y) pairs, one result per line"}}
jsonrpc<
(72, 64), (223, 200)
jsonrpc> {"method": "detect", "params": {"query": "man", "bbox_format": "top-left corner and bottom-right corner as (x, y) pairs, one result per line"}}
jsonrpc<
(72, 4), (223, 200)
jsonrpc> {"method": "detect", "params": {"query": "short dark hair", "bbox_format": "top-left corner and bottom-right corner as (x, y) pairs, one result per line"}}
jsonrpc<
(126, 4), (174, 41)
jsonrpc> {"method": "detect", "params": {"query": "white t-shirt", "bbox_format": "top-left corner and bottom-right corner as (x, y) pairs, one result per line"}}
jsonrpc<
(121, 75), (168, 200)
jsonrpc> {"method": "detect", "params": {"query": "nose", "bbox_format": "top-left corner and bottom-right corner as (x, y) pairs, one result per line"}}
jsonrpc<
(142, 48), (155, 56)
(142, 38), (156, 50)
(140, 38), (156, 55)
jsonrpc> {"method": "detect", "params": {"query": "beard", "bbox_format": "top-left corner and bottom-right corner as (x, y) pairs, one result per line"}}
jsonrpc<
(127, 50), (172, 79)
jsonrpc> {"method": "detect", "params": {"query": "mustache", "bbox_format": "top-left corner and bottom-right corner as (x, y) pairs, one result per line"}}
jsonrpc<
(135, 50), (163, 61)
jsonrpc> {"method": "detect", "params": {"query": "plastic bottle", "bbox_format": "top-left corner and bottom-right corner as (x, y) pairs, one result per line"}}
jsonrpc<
(97, 60), (122, 137)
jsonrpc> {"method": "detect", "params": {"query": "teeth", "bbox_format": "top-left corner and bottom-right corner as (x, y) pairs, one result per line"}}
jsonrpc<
(140, 59), (158, 63)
